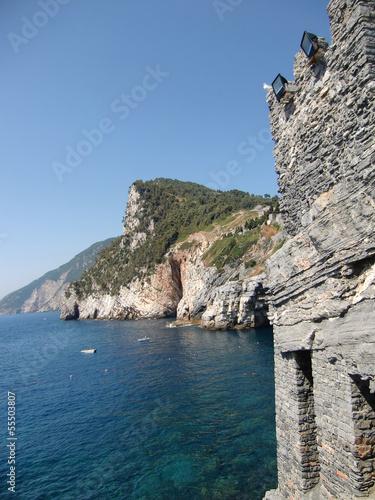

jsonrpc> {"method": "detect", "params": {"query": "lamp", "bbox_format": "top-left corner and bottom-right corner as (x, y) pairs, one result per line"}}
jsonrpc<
(272, 74), (289, 102)
(300, 31), (318, 59)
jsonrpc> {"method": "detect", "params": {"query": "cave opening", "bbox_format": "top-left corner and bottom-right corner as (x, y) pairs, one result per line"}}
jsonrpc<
(168, 257), (183, 303)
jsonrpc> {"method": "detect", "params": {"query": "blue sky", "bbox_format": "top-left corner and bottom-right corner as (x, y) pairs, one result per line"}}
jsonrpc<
(0, 0), (331, 300)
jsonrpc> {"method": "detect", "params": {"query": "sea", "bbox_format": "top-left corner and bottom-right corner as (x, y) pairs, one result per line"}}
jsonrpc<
(0, 312), (277, 500)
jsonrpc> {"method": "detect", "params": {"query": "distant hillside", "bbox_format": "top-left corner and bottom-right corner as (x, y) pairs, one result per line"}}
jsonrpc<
(0, 237), (116, 315)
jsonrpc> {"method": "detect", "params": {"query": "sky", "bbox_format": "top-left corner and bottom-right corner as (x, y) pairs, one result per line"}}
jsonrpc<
(0, 0), (332, 300)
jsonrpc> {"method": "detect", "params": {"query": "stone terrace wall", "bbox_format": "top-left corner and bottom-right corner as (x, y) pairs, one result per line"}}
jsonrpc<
(264, 0), (375, 499)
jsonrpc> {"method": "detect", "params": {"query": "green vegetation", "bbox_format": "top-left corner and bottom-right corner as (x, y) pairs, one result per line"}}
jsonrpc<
(203, 228), (262, 271)
(203, 206), (279, 270)
(71, 179), (279, 298)
(274, 238), (286, 252)
(245, 259), (257, 269)
(244, 210), (269, 230)
(180, 240), (196, 251)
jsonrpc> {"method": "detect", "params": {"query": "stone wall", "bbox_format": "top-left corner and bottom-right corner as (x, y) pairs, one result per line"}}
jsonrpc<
(264, 0), (375, 498)
(273, 351), (320, 497)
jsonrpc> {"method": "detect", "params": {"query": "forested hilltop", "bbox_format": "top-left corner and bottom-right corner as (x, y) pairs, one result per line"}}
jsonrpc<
(62, 178), (283, 328)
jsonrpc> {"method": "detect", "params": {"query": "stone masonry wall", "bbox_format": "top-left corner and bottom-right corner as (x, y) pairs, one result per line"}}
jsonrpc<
(313, 350), (362, 499)
(264, 0), (375, 499)
(274, 351), (320, 498)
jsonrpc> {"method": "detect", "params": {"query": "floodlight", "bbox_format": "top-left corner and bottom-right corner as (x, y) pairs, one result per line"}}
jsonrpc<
(301, 31), (318, 59)
(272, 74), (288, 102)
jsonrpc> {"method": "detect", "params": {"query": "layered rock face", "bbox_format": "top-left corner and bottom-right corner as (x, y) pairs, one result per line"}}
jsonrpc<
(180, 270), (269, 330)
(176, 250), (269, 330)
(264, 0), (375, 498)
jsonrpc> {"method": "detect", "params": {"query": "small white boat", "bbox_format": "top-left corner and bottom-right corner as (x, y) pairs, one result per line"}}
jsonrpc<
(138, 337), (150, 342)
(81, 348), (96, 353)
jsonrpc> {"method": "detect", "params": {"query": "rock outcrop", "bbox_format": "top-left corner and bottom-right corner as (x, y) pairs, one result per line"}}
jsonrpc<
(177, 267), (269, 330)
(264, 0), (375, 498)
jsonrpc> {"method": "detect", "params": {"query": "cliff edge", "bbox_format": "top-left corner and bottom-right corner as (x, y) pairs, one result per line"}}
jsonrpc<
(264, 0), (375, 498)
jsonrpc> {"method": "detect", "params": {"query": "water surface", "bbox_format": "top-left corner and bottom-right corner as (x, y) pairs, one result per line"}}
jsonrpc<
(0, 312), (276, 499)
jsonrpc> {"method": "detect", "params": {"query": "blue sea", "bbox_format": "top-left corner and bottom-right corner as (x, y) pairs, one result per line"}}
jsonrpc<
(1, 312), (277, 499)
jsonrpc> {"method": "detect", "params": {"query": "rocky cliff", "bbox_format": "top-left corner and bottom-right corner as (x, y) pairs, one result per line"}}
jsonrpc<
(264, 0), (375, 498)
(60, 179), (283, 329)
(0, 238), (115, 315)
